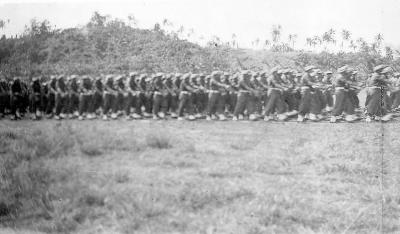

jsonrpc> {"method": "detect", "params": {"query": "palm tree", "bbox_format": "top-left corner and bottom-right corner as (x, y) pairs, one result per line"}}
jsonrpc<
(375, 33), (384, 54)
(264, 39), (270, 49)
(306, 37), (313, 48)
(349, 40), (357, 52)
(231, 33), (237, 48)
(322, 29), (335, 51)
(385, 46), (393, 60)
(288, 34), (298, 50)
(312, 36), (322, 49)
(341, 29), (351, 50)
(127, 14), (138, 27)
(271, 25), (282, 44)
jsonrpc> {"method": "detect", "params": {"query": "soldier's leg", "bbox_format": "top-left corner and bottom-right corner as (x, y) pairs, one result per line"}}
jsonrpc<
(366, 88), (382, 117)
(233, 92), (247, 119)
(103, 94), (112, 115)
(152, 93), (163, 118)
(55, 94), (62, 117)
(169, 94), (178, 117)
(206, 92), (219, 119)
(160, 94), (169, 117)
(0, 93), (6, 117)
(216, 93), (227, 119)
(177, 93), (189, 118)
(124, 93), (133, 116)
(135, 92), (145, 115)
(298, 88), (312, 121)
(144, 93), (153, 115)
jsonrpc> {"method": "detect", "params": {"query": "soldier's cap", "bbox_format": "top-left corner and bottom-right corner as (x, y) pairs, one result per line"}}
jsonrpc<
(325, 71), (333, 75)
(351, 70), (358, 75)
(182, 73), (191, 79)
(174, 73), (182, 78)
(191, 74), (199, 79)
(260, 71), (267, 77)
(82, 75), (91, 80)
(105, 75), (114, 81)
(32, 76), (39, 81)
(139, 74), (147, 79)
(337, 65), (349, 74)
(205, 75), (211, 79)
(57, 75), (65, 80)
(145, 76), (153, 82)
(211, 71), (221, 77)
(129, 72), (138, 77)
(284, 69), (292, 74)
(116, 75), (126, 80)
(50, 75), (57, 80)
(252, 72), (260, 77)
(199, 73), (206, 78)
(270, 66), (280, 74)
(373, 64), (388, 73)
(304, 65), (316, 72)
(68, 75), (78, 80)
(241, 70), (252, 76)
(223, 72), (230, 77)
(381, 67), (392, 74)
(153, 72), (164, 78)
(13, 77), (20, 81)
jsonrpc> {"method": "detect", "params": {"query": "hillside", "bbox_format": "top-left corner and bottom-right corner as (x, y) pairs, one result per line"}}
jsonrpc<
(0, 13), (399, 79)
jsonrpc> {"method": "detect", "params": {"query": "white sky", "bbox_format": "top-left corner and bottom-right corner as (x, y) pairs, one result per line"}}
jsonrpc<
(0, 0), (400, 50)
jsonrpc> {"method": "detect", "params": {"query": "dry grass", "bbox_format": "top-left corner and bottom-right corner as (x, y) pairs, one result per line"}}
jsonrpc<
(0, 120), (399, 234)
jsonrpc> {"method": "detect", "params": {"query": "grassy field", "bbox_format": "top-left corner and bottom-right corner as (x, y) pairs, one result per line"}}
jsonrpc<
(0, 120), (399, 234)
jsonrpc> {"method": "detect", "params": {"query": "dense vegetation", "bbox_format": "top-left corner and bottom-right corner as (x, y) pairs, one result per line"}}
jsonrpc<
(0, 12), (400, 80)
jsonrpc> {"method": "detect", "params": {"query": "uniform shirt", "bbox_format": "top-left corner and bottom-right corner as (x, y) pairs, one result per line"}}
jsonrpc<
(128, 77), (137, 90)
(49, 79), (57, 92)
(0, 80), (8, 93)
(368, 73), (388, 87)
(267, 74), (282, 88)
(31, 80), (41, 94)
(300, 73), (315, 86)
(333, 74), (347, 88)
(70, 80), (79, 92)
(57, 79), (67, 92)
(11, 80), (22, 93)
(82, 79), (92, 91)
(105, 79), (116, 90)
(238, 78), (252, 91)
(116, 79), (125, 91)
(180, 79), (194, 92)
(94, 79), (103, 92)
(153, 77), (163, 91)
(209, 77), (223, 90)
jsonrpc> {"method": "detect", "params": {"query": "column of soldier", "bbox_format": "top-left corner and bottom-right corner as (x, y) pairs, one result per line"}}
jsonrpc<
(0, 64), (399, 123)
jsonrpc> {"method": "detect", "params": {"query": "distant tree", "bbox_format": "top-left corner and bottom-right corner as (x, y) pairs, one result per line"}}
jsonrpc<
(312, 36), (322, 49)
(153, 23), (161, 32)
(264, 39), (270, 49)
(349, 40), (357, 52)
(288, 34), (297, 50)
(341, 29), (351, 50)
(128, 14), (138, 27)
(306, 37), (312, 48)
(385, 46), (393, 61)
(271, 25), (282, 44)
(88, 11), (109, 28)
(374, 33), (384, 54)
(231, 33), (237, 48)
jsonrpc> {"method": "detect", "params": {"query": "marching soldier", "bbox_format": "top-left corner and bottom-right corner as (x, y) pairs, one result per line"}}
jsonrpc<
(365, 65), (392, 122)
(67, 75), (80, 119)
(206, 71), (229, 121)
(233, 70), (258, 121)
(90, 76), (103, 117)
(323, 71), (334, 111)
(114, 75), (127, 117)
(10, 77), (24, 120)
(163, 73), (178, 118)
(0, 76), (10, 118)
(125, 72), (140, 119)
(54, 75), (68, 120)
(152, 72), (167, 119)
(330, 66), (358, 123)
(78, 75), (93, 120)
(29, 76), (43, 120)
(263, 68), (288, 121)
(102, 75), (117, 120)
(177, 73), (196, 120)
(45, 75), (57, 118)
(134, 74), (148, 118)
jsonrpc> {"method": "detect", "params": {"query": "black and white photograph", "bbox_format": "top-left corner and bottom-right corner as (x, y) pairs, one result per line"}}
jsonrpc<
(0, 0), (399, 233)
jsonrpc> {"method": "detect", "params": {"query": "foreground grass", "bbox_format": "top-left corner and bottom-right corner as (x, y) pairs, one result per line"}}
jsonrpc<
(0, 120), (399, 234)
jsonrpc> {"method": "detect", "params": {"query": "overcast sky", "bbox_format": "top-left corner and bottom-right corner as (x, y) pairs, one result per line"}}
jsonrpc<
(0, 0), (399, 50)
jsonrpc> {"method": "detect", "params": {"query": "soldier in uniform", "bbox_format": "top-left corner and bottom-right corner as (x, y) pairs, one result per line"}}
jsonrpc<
(152, 72), (167, 119)
(297, 65), (321, 122)
(330, 66), (358, 123)
(45, 75), (57, 118)
(177, 73), (196, 120)
(134, 74), (148, 118)
(322, 71), (334, 111)
(125, 72), (140, 119)
(162, 73), (178, 118)
(114, 75), (127, 118)
(54, 75), (68, 120)
(390, 72), (400, 110)
(365, 65), (392, 122)
(29, 76), (43, 120)
(10, 77), (24, 120)
(206, 71), (229, 120)
(0, 76), (9, 118)
(263, 68), (288, 121)
(67, 75), (80, 119)
(90, 76), (103, 118)
(233, 70), (258, 121)
(228, 73), (239, 114)
(102, 75), (117, 120)
(144, 75), (154, 117)
(78, 75), (94, 120)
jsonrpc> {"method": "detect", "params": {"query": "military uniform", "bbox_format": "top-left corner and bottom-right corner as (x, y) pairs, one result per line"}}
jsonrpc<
(177, 73), (195, 120)
(54, 75), (68, 119)
(0, 77), (10, 118)
(67, 75), (80, 118)
(78, 76), (93, 120)
(29, 77), (42, 120)
(10, 77), (24, 120)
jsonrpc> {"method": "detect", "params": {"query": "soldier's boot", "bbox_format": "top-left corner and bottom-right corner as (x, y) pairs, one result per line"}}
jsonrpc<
(177, 117), (184, 121)
(170, 112), (178, 118)
(249, 114), (258, 121)
(158, 112), (165, 119)
(111, 113), (118, 120)
(78, 115), (84, 121)
(277, 113), (288, 121)
(102, 115), (108, 121)
(238, 114), (244, 120)
(297, 114), (306, 122)
(330, 116), (338, 123)
(188, 115), (196, 121)
(381, 114), (393, 122)
(206, 115), (212, 121)
(264, 115), (274, 122)
(365, 115), (372, 123)
(54, 115), (61, 120)
(232, 116), (238, 121)
(308, 113), (319, 122)
(132, 113), (142, 119)
(218, 114), (227, 121)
